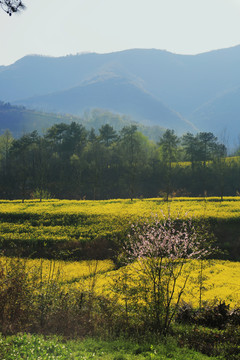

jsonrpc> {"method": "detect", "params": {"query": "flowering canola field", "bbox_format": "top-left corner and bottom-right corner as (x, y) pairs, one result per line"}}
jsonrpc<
(1, 256), (239, 308)
(99, 259), (240, 308)
(0, 197), (240, 259)
(1, 197), (240, 219)
(0, 197), (240, 243)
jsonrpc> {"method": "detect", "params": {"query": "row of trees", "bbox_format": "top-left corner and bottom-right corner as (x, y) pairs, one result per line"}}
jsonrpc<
(0, 122), (238, 200)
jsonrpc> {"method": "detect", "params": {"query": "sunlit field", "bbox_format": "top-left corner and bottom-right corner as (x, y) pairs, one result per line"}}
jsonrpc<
(1, 257), (238, 308)
(1, 196), (240, 219)
(1, 197), (240, 244)
(0, 197), (240, 306)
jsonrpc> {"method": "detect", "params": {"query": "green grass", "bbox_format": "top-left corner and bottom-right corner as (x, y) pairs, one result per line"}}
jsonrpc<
(0, 334), (218, 360)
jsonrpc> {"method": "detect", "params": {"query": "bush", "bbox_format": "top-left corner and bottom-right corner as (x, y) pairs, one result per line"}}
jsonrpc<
(176, 301), (238, 329)
(0, 257), (116, 337)
(0, 257), (35, 334)
(175, 324), (240, 359)
(195, 301), (230, 329)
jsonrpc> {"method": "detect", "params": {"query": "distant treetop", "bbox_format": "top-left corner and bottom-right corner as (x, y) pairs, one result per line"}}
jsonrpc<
(0, 0), (25, 16)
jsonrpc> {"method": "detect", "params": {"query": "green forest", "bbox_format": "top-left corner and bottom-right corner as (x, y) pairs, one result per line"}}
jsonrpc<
(0, 121), (238, 201)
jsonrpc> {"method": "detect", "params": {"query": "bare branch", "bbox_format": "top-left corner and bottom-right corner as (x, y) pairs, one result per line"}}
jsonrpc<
(0, 0), (25, 16)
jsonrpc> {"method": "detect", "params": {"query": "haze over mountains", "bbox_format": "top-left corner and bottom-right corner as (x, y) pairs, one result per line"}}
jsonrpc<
(1, 46), (240, 146)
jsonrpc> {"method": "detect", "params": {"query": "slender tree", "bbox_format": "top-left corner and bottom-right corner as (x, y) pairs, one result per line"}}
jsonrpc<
(0, 130), (14, 198)
(182, 133), (201, 170)
(197, 132), (218, 167)
(119, 125), (139, 201)
(212, 143), (227, 201)
(10, 131), (39, 202)
(159, 129), (179, 201)
(99, 124), (118, 147)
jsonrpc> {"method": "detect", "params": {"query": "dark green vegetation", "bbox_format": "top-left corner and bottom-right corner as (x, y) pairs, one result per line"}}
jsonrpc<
(0, 120), (238, 201)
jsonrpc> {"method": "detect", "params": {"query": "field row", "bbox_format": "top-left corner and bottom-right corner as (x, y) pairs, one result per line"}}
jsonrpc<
(1, 197), (240, 260)
(1, 197), (240, 220)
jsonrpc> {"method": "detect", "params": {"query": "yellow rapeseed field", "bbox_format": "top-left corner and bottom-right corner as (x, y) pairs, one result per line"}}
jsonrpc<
(1, 196), (240, 220)
(1, 257), (238, 308)
(0, 197), (240, 246)
(0, 198), (240, 307)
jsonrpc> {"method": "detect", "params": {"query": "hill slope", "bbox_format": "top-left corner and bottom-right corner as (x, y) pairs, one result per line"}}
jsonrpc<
(15, 74), (194, 133)
(0, 102), (165, 141)
(189, 86), (240, 143)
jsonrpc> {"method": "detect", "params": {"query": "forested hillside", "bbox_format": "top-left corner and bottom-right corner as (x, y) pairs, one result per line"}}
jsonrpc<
(0, 102), (165, 141)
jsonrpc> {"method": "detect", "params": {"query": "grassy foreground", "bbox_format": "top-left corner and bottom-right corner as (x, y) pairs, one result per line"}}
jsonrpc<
(0, 334), (218, 360)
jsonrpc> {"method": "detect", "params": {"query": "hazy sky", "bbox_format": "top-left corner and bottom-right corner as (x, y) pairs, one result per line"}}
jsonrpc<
(1, 0), (240, 65)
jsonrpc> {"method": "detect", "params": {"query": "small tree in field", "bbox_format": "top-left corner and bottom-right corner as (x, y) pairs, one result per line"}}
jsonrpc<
(122, 214), (214, 334)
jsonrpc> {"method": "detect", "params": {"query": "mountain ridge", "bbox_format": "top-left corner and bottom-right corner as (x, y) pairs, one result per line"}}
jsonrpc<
(1, 46), (240, 144)
(14, 73), (194, 133)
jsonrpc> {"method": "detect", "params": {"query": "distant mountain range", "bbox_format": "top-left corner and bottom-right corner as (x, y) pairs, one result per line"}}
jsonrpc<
(1, 46), (240, 146)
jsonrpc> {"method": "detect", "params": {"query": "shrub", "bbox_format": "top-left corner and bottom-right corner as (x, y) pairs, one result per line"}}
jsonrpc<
(0, 257), (113, 337)
(0, 257), (35, 334)
(176, 301), (240, 329)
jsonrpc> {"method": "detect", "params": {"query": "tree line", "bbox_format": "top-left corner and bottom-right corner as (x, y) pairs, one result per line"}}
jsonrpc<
(0, 122), (239, 200)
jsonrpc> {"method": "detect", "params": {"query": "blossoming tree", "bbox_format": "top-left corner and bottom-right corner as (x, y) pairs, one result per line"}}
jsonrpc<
(122, 213), (214, 334)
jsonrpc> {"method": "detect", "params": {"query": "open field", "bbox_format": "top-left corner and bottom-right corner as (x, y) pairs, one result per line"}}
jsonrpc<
(0, 198), (240, 359)
(1, 197), (240, 260)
